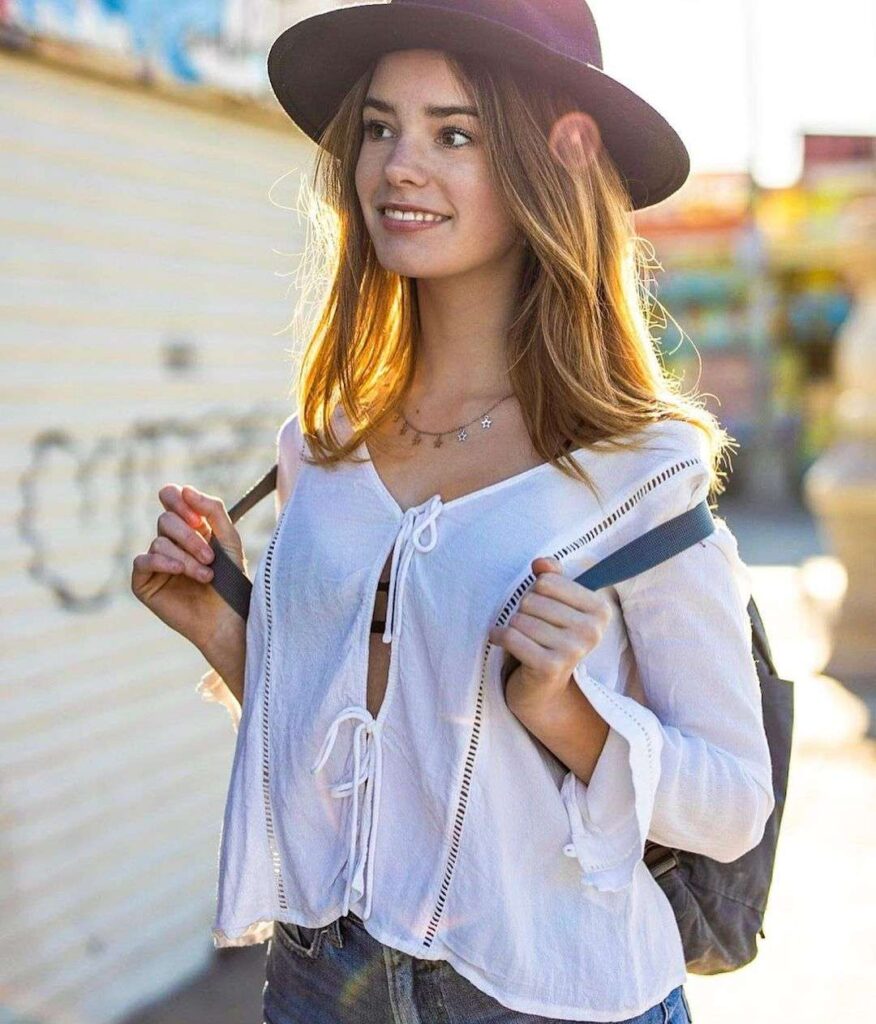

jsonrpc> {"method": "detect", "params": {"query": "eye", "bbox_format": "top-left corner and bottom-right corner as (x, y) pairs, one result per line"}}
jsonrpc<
(438, 126), (473, 148)
(362, 119), (390, 141)
(361, 120), (473, 149)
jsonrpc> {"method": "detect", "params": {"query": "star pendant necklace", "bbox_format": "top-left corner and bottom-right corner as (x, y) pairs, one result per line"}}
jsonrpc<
(392, 393), (516, 447)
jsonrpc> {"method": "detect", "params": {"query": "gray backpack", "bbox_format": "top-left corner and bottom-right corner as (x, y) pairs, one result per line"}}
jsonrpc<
(641, 595), (793, 973)
(209, 467), (794, 975)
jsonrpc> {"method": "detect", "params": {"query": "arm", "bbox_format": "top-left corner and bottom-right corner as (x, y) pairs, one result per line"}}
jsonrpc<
(197, 612), (247, 728)
(615, 518), (775, 857)
(517, 510), (775, 893)
(506, 673), (609, 785)
(195, 411), (303, 732)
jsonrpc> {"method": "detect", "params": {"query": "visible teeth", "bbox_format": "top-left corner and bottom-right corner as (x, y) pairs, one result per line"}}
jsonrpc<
(383, 208), (447, 222)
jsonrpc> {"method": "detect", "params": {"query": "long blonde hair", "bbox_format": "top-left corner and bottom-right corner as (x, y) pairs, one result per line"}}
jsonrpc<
(283, 49), (735, 500)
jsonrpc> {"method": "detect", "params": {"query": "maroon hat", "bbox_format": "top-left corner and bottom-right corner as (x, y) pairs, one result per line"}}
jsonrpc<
(267, 0), (690, 210)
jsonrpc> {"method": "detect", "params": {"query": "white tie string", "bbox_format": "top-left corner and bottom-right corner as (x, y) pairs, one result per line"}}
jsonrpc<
(310, 495), (443, 920)
(310, 706), (384, 919)
(382, 495), (443, 644)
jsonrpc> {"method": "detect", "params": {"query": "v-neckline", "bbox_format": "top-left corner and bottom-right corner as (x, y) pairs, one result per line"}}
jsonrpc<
(337, 407), (696, 516)
(355, 431), (589, 517)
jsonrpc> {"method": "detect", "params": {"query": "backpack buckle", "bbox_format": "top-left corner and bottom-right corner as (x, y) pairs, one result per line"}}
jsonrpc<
(644, 845), (679, 879)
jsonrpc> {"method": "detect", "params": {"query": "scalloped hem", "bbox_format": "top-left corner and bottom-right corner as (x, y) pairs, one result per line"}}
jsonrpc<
(212, 919), (275, 948)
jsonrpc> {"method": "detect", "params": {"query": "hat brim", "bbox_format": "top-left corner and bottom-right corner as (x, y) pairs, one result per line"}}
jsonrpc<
(267, 2), (690, 210)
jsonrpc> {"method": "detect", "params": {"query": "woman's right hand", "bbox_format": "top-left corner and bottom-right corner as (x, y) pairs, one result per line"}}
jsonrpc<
(131, 484), (247, 654)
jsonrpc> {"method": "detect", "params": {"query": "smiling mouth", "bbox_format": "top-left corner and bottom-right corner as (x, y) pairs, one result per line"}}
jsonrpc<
(380, 208), (452, 223)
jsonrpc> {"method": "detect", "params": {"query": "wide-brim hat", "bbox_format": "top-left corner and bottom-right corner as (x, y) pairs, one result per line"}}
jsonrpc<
(267, 0), (690, 210)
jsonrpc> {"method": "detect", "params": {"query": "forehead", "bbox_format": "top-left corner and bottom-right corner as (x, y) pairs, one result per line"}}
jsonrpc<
(368, 48), (469, 98)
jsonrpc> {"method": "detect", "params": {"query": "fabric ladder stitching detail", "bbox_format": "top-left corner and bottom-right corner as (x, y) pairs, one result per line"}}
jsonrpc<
(421, 641), (488, 948)
(261, 498), (293, 912)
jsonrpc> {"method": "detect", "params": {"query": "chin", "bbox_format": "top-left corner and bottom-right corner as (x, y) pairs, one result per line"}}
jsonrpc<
(376, 255), (460, 277)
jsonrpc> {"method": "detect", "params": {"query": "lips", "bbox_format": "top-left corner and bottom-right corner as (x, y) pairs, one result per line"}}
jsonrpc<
(379, 204), (451, 219)
(380, 213), (448, 228)
(378, 208), (452, 233)
(381, 210), (450, 221)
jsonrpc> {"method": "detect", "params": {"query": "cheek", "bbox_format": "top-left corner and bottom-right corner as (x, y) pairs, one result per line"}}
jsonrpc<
(455, 166), (517, 244)
(354, 149), (379, 197)
(463, 188), (518, 247)
(353, 158), (367, 198)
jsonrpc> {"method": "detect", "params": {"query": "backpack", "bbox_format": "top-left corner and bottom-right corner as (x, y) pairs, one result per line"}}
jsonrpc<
(208, 465), (794, 975)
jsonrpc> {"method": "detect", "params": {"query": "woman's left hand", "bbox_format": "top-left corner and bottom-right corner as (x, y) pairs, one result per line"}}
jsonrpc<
(488, 556), (613, 706)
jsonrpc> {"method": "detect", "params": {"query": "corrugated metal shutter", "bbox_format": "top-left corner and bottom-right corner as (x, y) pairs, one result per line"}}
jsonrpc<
(1, 49), (313, 1024)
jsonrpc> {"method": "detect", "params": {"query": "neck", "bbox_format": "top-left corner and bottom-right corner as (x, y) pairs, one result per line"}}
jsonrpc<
(407, 258), (522, 417)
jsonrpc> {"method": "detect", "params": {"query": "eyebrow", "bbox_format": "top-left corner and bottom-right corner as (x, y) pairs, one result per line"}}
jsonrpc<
(362, 97), (480, 118)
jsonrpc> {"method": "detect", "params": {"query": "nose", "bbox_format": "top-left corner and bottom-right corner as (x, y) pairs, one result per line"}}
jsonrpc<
(381, 138), (430, 188)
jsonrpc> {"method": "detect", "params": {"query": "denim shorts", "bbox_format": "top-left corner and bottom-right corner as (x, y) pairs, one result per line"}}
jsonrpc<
(262, 911), (694, 1024)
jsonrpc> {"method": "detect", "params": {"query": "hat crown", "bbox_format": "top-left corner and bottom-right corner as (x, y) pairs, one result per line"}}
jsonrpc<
(391, 0), (603, 70)
(266, 0), (690, 208)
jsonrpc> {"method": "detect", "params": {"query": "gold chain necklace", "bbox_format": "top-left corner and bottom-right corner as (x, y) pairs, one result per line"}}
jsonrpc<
(391, 393), (516, 448)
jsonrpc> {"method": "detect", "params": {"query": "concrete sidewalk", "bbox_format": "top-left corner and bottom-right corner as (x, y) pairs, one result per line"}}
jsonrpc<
(124, 505), (876, 1024)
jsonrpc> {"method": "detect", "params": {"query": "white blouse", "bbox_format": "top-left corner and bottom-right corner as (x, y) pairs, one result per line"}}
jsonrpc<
(196, 407), (774, 1022)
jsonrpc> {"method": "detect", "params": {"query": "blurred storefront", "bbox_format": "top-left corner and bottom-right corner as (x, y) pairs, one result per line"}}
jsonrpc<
(635, 173), (771, 494)
(635, 138), (874, 501)
(758, 134), (874, 493)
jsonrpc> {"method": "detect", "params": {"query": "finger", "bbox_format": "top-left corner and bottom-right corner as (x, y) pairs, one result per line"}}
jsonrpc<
(159, 483), (211, 537)
(132, 550), (184, 580)
(517, 590), (582, 628)
(181, 486), (238, 549)
(492, 624), (565, 677)
(151, 535), (214, 582)
(156, 507), (216, 566)
(532, 572), (610, 616)
(532, 556), (564, 575)
(506, 611), (583, 656)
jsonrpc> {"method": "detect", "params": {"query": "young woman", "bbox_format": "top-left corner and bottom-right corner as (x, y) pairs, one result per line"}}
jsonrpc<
(132, 3), (774, 1022)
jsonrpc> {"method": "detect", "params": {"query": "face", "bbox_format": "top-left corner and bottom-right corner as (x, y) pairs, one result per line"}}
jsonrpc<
(355, 49), (523, 280)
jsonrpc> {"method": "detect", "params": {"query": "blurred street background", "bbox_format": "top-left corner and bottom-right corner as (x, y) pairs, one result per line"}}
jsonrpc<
(2, 0), (874, 1021)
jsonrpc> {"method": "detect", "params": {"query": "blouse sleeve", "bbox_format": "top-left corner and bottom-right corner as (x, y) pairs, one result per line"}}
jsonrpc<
(559, 471), (775, 892)
(195, 411), (304, 733)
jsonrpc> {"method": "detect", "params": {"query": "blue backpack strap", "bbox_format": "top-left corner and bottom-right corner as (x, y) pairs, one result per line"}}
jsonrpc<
(574, 499), (715, 591)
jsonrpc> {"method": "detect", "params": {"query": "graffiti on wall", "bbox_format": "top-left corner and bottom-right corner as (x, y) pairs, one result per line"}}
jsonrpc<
(19, 410), (282, 610)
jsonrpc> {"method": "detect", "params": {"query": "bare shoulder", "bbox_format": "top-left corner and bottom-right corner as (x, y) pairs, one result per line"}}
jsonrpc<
(276, 411), (304, 460)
